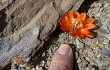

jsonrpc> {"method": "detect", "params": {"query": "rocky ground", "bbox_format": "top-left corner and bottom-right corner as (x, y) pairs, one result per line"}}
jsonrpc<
(34, 1), (110, 70)
(1, 0), (110, 70)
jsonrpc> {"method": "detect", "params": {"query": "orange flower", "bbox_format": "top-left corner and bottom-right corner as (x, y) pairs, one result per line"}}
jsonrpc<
(60, 11), (96, 39)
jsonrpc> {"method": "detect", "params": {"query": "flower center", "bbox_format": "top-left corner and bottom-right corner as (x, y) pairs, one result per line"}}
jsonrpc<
(71, 18), (83, 30)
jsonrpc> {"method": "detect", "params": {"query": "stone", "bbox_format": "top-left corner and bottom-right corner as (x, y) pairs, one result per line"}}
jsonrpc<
(105, 33), (110, 40)
(100, 50), (110, 57)
(99, 44), (105, 49)
(36, 66), (39, 70)
(96, 57), (110, 69)
(79, 49), (83, 54)
(0, 0), (14, 10)
(99, 26), (109, 35)
(75, 52), (79, 59)
(97, 54), (102, 58)
(77, 58), (81, 63)
(54, 0), (84, 14)
(105, 45), (110, 50)
(91, 42), (98, 48)
(0, 2), (59, 69)
(96, 12), (101, 17)
(106, 68), (110, 70)
(103, 3), (109, 8)
(103, 37), (109, 45)
(47, 60), (50, 66)
(81, 58), (89, 66)
(97, 2), (102, 7)
(76, 39), (84, 49)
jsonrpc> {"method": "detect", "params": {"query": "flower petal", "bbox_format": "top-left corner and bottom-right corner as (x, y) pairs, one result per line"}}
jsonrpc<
(66, 12), (74, 22)
(60, 18), (71, 27)
(81, 29), (90, 35)
(61, 25), (70, 31)
(86, 32), (94, 38)
(80, 12), (86, 21)
(83, 23), (96, 29)
(70, 29), (76, 35)
(77, 33), (84, 39)
(76, 30), (85, 39)
(73, 11), (80, 19)
(86, 18), (94, 24)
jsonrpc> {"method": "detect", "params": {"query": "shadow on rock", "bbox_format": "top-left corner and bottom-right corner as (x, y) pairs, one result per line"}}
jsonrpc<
(0, 10), (8, 33)
(78, 0), (99, 13)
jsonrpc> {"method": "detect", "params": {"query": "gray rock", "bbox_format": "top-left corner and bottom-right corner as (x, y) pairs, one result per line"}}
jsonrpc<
(103, 3), (109, 8)
(76, 39), (84, 49)
(77, 58), (81, 63)
(81, 58), (89, 66)
(99, 26), (109, 35)
(105, 45), (110, 50)
(0, 0), (14, 10)
(100, 50), (110, 57)
(103, 37), (110, 45)
(54, 0), (84, 14)
(96, 57), (110, 69)
(105, 33), (110, 40)
(75, 52), (79, 59)
(0, 2), (59, 68)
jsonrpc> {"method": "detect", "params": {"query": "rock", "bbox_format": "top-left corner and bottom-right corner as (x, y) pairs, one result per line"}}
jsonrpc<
(106, 68), (110, 70)
(103, 37), (109, 45)
(100, 50), (110, 57)
(0, 0), (14, 10)
(105, 33), (110, 40)
(76, 39), (84, 49)
(81, 58), (89, 66)
(96, 57), (110, 69)
(99, 26), (109, 35)
(96, 12), (101, 17)
(0, 2), (59, 69)
(75, 52), (79, 59)
(36, 66), (39, 70)
(47, 60), (50, 66)
(91, 42), (98, 48)
(97, 54), (102, 58)
(103, 3), (109, 8)
(79, 49), (83, 54)
(105, 45), (110, 50)
(77, 58), (81, 63)
(97, 2), (102, 7)
(98, 44), (105, 49)
(54, 0), (84, 14)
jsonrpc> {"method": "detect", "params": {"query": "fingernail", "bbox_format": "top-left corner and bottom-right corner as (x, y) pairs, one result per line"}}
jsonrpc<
(57, 44), (70, 55)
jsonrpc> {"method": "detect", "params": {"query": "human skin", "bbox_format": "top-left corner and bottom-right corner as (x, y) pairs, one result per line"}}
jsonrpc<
(49, 44), (73, 70)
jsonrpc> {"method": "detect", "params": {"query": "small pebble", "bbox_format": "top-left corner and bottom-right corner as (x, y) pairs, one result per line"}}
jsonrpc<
(32, 27), (39, 35)
(100, 50), (110, 57)
(36, 66), (39, 70)
(97, 54), (102, 58)
(99, 26), (109, 35)
(103, 3), (109, 8)
(76, 39), (84, 49)
(77, 58), (81, 63)
(103, 37), (109, 45)
(96, 57), (110, 68)
(105, 33), (110, 40)
(82, 58), (89, 66)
